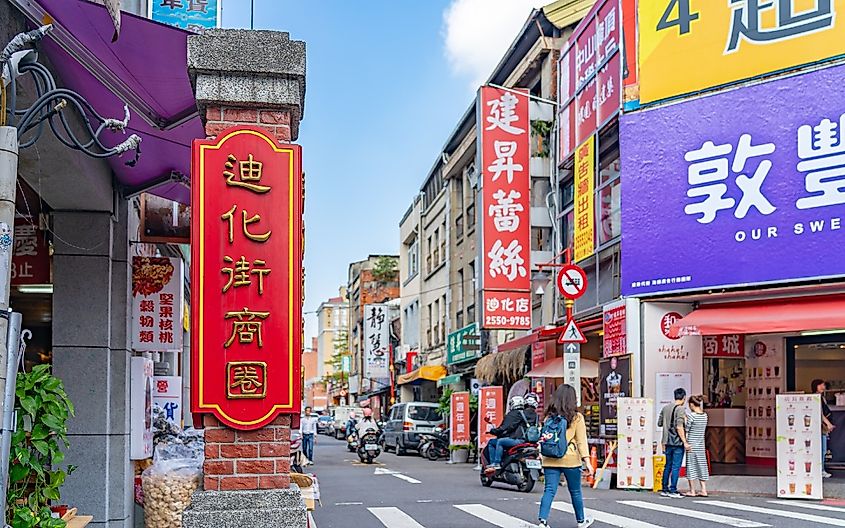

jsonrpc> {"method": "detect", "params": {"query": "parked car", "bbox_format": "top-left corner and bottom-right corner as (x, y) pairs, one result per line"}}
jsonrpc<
(382, 402), (444, 455)
(317, 415), (334, 435)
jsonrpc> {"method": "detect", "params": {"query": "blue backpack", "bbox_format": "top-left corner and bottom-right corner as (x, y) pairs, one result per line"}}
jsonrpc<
(539, 415), (571, 458)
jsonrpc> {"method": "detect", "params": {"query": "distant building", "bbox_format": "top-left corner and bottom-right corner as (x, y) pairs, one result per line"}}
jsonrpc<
(303, 337), (327, 411)
(347, 255), (400, 417)
(316, 289), (349, 405)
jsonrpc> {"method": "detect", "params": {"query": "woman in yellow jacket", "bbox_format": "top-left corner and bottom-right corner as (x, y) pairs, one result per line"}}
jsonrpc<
(537, 384), (595, 528)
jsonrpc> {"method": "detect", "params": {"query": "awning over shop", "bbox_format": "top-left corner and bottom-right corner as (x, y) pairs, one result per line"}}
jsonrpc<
(15, 0), (204, 204)
(669, 295), (845, 337)
(437, 373), (463, 387)
(397, 365), (447, 386)
(525, 356), (599, 379)
(475, 347), (528, 384)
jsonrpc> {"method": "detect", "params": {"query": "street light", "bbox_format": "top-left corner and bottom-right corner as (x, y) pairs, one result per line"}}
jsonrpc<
(532, 270), (551, 295)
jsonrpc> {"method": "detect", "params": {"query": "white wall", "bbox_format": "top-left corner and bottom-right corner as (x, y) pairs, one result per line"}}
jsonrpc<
(641, 302), (703, 422)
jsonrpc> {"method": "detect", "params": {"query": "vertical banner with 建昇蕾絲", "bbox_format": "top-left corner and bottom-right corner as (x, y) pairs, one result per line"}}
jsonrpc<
(191, 126), (303, 430)
(478, 86), (531, 330)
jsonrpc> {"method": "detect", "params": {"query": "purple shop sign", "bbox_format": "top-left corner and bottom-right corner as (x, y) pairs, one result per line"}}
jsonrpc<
(621, 63), (845, 296)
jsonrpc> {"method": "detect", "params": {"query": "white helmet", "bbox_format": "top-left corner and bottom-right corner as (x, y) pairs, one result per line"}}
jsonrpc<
(509, 396), (525, 410)
(524, 393), (539, 408)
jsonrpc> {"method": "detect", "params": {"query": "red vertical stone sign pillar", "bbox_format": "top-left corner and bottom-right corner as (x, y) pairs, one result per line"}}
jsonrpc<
(184, 29), (307, 528)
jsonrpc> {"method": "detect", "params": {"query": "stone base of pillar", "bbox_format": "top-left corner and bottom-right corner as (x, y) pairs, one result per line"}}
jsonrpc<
(182, 488), (307, 528)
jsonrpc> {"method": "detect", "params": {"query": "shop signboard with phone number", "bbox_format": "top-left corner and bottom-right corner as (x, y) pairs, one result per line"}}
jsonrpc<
(638, 0), (845, 104)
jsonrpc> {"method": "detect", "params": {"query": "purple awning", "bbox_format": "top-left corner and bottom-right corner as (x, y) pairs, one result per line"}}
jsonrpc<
(16, 0), (204, 204)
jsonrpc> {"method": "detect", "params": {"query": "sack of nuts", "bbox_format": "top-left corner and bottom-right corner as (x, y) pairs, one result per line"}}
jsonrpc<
(141, 456), (201, 527)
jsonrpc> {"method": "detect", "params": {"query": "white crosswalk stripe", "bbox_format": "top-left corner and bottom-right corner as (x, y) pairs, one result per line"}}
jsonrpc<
(767, 500), (845, 513)
(363, 497), (845, 528)
(699, 500), (845, 527)
(549, 501), (665, 528)
(618, 500), (770, 527)
(453, 504), (536, 528)
(368, 506), (427, 528)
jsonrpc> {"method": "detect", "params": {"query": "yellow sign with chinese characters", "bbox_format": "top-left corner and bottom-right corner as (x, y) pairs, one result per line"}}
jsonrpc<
(639, 0), (845, 104)
(574, 136), (595, 263)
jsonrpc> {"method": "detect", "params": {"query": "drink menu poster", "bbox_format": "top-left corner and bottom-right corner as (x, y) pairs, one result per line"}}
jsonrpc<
(776, 394), (822, 499)
(617, 397), (655, 490)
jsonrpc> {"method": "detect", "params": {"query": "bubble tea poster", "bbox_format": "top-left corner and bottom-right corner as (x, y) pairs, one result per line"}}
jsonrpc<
(776, 394), (822, 499)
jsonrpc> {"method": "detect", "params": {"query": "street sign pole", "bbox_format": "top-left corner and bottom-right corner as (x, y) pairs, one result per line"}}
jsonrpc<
(563, 342), (581, 406)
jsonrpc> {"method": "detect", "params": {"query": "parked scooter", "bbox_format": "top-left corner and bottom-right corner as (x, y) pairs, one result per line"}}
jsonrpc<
(357, 431), (382, 464)
(290, 431), (308, 473)
(419, 426), (449, 461)
(347, 431), (359, 452)
(479, 440), (541, 492)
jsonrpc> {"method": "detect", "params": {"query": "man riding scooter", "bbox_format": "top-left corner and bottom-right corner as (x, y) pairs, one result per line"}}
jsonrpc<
(485, 394), (539, 472)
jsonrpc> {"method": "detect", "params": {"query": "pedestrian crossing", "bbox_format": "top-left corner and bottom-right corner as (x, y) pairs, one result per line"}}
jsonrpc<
(362, 497), (845, 528)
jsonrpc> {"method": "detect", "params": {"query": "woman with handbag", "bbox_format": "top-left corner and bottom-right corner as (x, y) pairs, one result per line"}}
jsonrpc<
(537, 384), (594, 528)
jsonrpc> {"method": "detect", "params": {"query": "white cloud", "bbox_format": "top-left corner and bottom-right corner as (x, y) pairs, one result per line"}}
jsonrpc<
(443, 0), (546, 89)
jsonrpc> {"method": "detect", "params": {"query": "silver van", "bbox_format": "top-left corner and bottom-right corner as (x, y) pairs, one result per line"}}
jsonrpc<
(382, 402), (444, 455)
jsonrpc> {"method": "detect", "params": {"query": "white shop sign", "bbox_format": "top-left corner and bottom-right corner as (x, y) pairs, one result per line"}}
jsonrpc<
(130, 356), (154, 460)
(153, 375), (182, 426)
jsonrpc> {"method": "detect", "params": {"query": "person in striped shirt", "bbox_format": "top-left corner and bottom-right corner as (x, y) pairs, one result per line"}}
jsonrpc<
(683, 395), (709, 497)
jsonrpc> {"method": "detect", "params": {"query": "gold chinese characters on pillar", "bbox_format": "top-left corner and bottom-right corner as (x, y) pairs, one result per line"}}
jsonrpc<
(191, 126), (303, 430)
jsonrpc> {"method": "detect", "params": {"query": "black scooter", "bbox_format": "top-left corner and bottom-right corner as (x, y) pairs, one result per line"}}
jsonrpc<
(479, 439), (541, 493)
(357, 431), (382, 464)
(419, 427), (450, 461)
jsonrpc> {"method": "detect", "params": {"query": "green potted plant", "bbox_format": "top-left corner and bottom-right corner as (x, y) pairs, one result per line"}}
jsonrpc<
(7, 364), (76, 528)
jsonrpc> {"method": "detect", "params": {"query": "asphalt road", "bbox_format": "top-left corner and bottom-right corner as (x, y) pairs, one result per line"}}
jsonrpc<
(308, 435), (845, 528)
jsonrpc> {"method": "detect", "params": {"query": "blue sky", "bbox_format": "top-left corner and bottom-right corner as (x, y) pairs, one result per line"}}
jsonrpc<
(221, 0), (544, 341)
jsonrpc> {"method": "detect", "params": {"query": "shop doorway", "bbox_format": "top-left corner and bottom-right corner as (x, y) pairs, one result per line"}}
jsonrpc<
(787, 334), (845, 474)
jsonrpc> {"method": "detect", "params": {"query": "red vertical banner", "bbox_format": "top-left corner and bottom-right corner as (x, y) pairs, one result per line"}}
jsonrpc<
(621, 0), (638, 104)
(478, 386), (504, 450)
(191, 126), (303, 430)
(479, 86), (531, 330)
(450, 391), (471, 446)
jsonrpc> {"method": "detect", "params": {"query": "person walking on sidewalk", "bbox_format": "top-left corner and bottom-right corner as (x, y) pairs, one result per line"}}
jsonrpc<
(537, 384), (594, 528)
(300, 406), (318, 462)
(813, 379), (835, 478)
(683, 395), (709, 497)
(658, 388), (689, 498)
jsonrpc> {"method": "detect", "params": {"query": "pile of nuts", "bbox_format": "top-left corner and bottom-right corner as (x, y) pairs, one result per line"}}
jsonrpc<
(142, 472), (200, 527)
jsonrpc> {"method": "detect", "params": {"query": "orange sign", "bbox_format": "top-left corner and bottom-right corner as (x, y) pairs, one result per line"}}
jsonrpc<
(450, 391), (471, 446)
(478, 386), (504, 449)
(190, 126), (303, 430)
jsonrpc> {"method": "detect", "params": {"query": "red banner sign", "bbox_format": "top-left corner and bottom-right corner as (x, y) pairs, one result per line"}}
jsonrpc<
(558, 0), (622, 159)
(450, 391), (471, 446)
(478, 386), (504, 449)
(603, 301), (627, 357)
(191, 126), (303, 430)
(479, 86), (531, 330)
(12, 218), (49, 285)
(703, 335), (745, 358)
(482, 290), (531, 330)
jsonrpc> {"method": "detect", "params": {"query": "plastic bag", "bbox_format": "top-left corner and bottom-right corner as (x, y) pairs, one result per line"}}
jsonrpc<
(142, 452), (201, 527)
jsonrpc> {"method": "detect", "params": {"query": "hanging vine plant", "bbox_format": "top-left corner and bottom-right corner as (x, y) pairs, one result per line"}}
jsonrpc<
(530, 120), (552, 158)
(7, 364), (76, 528)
